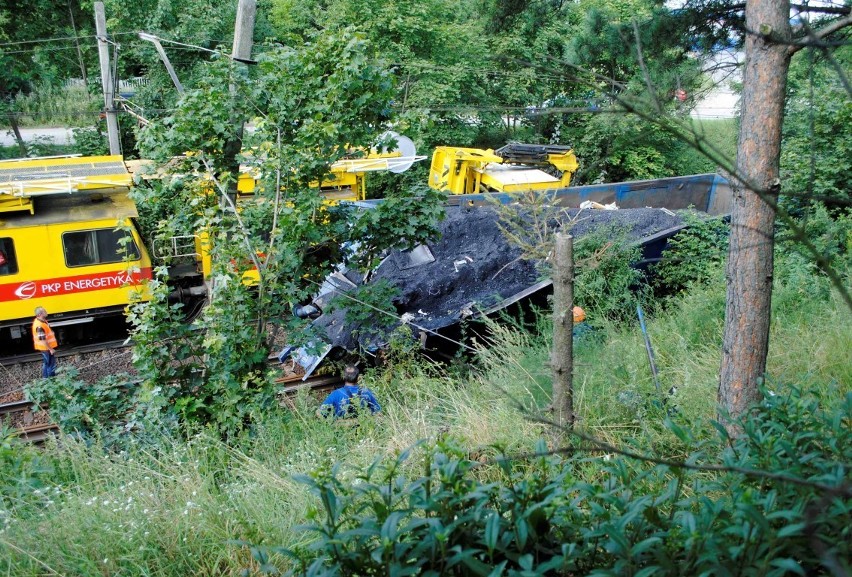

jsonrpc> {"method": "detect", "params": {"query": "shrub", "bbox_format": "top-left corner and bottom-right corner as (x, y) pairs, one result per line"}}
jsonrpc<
(261, 385), (851, 576)
(776, 204), (852, 282)
(10, 83), (99, 127)
(72, 125), (109, 156)
(651, 212), (729, 293)
(574, 226), (645, 324)
(25, 367), (138, 442)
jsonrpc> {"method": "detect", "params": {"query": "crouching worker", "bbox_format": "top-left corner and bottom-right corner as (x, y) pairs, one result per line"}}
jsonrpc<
(572, 306), (592, 339)
(317, 365), (381, 420)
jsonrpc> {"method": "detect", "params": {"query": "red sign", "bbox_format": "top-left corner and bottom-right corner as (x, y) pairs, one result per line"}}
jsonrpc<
(0, 268), (153, 302)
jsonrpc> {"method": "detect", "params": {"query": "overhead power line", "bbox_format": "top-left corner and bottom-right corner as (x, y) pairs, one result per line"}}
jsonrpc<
(0, 31), (139, 48)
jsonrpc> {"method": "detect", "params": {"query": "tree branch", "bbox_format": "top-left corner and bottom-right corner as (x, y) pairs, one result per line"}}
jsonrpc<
(693, 2), (849, 18)
(788, 14), (852, 56)
(485, 424), (852, 497)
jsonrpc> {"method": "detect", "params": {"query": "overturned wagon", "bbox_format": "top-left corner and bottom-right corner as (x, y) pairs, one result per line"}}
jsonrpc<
(282, 173), (731, 376)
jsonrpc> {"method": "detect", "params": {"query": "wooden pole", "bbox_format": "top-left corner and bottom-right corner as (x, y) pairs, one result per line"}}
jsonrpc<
(94, 2), (121, 155)
(551, 233), (575, 432)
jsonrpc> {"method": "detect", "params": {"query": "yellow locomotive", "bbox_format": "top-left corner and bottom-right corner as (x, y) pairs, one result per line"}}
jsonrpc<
(0, 155), (153, 355)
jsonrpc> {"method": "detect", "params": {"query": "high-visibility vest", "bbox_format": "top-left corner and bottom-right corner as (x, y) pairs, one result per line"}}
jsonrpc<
(32, 318), (58, 351)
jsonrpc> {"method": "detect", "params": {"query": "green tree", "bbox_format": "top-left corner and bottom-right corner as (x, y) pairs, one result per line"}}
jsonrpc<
(781, 44), (852, 212)
(552, 2), (705, 183)
(0, 0), (94, 93)
(718, 1), (852, 425)
(132, 30), (444, 435)
(270, 0), (497, 150)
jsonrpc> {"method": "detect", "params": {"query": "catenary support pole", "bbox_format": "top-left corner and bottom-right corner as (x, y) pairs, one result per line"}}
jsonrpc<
(232, 0), (257, 66)
(552, 233), (575, 432)
(221, 0), (256, 187)
(94, 2), (121, 155)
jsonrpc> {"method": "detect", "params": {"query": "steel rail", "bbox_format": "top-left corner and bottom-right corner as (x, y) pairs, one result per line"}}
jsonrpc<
(0, 398), (37, 416)
(0, 339), (131, 367)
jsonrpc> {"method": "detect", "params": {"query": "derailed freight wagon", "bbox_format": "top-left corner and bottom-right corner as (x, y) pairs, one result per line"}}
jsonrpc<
(280, 173), (732, 378)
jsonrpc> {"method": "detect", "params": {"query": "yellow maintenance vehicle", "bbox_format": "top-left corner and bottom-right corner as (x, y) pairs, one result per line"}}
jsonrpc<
(0, 155), (154, 354)
(201, 132), (426, 285)
(428, 143), (579, 195)
(237, 132), (425, 202)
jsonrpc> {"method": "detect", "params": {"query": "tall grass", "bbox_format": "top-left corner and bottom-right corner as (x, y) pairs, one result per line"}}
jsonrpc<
(691, 117), (738, 159)
(677, 117), (739, 174)
(2, 257), (849, 576)
(11, 83), (101, 127)
(1, 361), (541, 576)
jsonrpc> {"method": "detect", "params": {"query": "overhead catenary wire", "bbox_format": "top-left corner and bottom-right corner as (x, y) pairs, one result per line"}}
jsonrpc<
(0, 31), (141, 48)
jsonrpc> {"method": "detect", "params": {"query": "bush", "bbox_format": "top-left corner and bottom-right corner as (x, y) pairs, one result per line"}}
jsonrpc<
(72, 125), (109, 156)
(265, 385), (851, 576)
(25, 367), (138, 442)
(776, 204), (852, 282)
(10, 83), (99, 127)
(651, 212), (729, 294)
(574, 226), (645, 324)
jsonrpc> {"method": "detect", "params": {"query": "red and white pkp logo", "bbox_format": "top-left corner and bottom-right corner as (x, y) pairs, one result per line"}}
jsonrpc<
(14, 282), (37, 299)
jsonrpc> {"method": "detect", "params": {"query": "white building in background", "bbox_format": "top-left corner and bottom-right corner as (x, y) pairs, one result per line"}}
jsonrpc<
(691, 86), (739, 119)
(691, 50), (742, 120)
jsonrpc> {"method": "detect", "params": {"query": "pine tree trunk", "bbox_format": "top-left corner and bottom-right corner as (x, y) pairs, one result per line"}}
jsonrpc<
(719, 0), (792, 425)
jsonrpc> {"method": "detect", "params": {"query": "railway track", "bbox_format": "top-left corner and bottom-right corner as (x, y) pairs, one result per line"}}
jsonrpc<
(277, 373), (341, 395)
(0, 339), (131, 367)
(2, 355), (341, 444)
(0, 398), (59, 444)
(1, 340), (134, 444)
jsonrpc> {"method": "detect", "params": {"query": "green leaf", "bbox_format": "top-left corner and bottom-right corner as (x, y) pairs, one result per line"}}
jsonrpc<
(459, 553), (492, 577)
(769, 558), (806, 576)
(776, 523), (805, 538)
(515, 518), (529, 549)
(479, 511), (499, 555)
(631, 536), (662, 556)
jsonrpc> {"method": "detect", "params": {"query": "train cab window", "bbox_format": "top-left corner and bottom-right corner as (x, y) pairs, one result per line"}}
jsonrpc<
(0, 238), (18, 275)
(62, 229), (141, 267)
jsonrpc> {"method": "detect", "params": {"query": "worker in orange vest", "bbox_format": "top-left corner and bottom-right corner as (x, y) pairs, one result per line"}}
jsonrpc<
(32, 306), (58, 378)
(572, 306), (592, 339)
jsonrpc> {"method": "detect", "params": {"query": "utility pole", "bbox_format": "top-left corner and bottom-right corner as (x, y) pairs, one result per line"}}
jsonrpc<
(94, 2), (121, 155)
(221, 0), (256, 186)
(138, 33), (184, 94)
(231, 0), (257, 65)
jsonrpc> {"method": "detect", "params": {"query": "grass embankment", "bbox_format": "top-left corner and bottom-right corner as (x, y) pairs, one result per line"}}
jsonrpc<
(2, 266), (849, 576)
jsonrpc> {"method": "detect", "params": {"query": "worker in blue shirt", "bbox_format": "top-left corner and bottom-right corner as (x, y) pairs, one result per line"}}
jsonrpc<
(317, 365), (381, 419)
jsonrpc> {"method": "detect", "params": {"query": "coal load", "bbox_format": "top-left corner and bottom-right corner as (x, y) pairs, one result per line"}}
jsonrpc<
(310, 205), (688, 354)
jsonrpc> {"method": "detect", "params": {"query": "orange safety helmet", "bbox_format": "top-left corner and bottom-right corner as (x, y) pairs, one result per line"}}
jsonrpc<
(572, 306), (586, 323)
